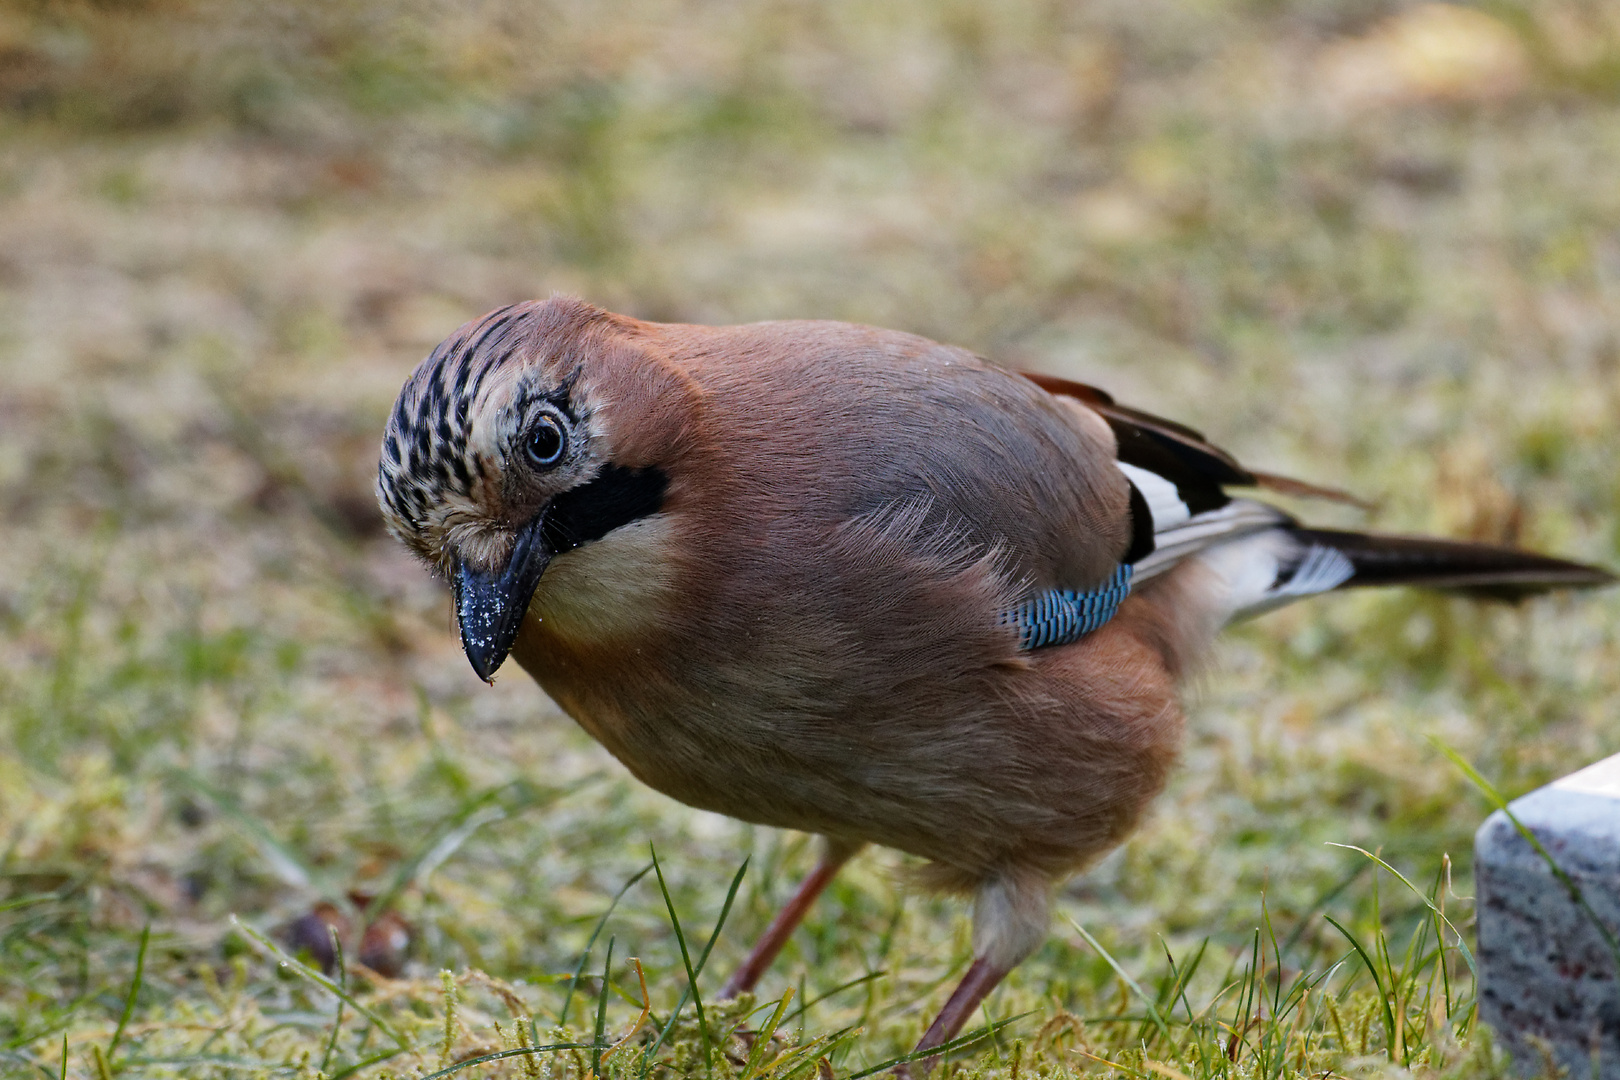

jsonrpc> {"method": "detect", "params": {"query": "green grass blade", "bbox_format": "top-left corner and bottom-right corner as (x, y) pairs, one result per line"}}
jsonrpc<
(371, 800), (505, 913)
(178, 772), (357, 920)
(784, 971), (885, 1029)
(643, 853), (749, 1067)
(117, 1056), (302, 1072)
(325, 1048), (406, 1080)
(318, 924), (347, 1076)
(1426, 864), (1455, 1021)
(1322, 914), (1396, 1060)
(773, 1024), (864, 1080)
(106, 922), (150, 1065)
(0, 893), (61, 916)
(370, 777), (591, 925)
(742, 988), (795, 1080)
(1279, 862), (1365, 958)
(694, 857), (751, 975)
(591, 936), (614, 1079)
(1160, 935), (1209, 1023)
(230, 916), (411, 1051)
(559, 861), (653, 1027)
(1066, 917), (1173, 1046)
(1237, 927), (1260, 1062)
(649, 844), (715, 1074)
(1262, 895), (1283, 1018)
(1326, 843), (1479, 984)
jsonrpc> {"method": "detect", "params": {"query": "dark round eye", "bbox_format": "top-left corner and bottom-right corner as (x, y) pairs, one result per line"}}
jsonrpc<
(526, 416), (567, 468)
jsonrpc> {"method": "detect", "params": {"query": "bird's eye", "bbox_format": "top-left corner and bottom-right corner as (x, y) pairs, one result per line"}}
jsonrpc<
(526, 416), (567, 468)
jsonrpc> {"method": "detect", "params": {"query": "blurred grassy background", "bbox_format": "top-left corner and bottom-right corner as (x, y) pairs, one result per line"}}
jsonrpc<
(2, 0), (1619, 1076)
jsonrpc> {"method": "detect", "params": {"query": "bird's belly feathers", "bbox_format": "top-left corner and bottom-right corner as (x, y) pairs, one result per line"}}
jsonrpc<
(510, 514), (1183, 879)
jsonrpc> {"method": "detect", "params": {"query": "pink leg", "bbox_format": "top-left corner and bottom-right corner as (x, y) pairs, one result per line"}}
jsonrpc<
(899, 872), (1050, 1077)
(900, 957), (1015, 1077)
(720, 838), (862, 1000)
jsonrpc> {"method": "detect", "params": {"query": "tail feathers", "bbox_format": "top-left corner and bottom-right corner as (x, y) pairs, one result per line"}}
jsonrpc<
(1197, 527), (1614, 624)
(1290, 528), (1617, 600)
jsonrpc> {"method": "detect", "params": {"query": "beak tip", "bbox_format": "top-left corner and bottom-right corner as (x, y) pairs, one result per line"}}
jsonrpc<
(462, 639), (508, 683)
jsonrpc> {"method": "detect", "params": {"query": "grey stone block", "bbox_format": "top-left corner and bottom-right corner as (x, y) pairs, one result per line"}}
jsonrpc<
(1477, 753), (1620, 1079)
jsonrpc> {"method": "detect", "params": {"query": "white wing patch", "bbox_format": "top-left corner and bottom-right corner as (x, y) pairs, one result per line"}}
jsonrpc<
(1131, 499), (1290, 583)
(1194, 531), (1358, 623)
(1116, 461), (1191, 531)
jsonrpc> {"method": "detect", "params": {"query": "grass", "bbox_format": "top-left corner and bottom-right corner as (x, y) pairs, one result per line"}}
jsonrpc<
(2, 0), (1620, 1076)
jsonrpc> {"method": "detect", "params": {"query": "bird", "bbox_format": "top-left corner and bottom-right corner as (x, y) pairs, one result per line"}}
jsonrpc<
(376, 295), (1612, 1070)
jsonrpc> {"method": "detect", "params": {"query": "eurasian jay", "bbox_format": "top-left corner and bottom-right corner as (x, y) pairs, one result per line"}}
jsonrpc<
(376, 296), (1612, 1068)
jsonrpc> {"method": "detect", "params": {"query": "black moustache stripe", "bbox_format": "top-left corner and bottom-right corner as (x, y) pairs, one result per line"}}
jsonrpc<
(542, 465), (669, 554)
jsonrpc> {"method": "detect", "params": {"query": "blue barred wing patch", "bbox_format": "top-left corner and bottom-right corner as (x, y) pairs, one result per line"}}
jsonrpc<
(1003, 564), (1134, 650)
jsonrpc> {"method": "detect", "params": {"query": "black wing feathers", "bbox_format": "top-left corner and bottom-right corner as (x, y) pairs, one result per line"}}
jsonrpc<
(1023, 371), (1367, 508)
(1024, 372), (1243, 512)
(1123, 481), (1157, 564)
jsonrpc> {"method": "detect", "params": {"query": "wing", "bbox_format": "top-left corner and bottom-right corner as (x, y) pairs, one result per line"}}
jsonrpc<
(1023, 371), (1612, 621)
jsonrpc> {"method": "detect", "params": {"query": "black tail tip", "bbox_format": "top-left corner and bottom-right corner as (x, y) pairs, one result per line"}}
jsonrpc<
(1289, 528), (1618, 600)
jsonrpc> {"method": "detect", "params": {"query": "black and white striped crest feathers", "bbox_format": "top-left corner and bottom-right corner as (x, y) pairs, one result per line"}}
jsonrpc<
(376, 300), (608, 568)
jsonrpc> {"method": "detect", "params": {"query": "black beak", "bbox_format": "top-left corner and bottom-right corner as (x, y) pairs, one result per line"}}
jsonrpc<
(455, 510), (553, 682)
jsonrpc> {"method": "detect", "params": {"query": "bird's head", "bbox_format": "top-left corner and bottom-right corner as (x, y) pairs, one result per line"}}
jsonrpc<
(376, 297), (697, 681)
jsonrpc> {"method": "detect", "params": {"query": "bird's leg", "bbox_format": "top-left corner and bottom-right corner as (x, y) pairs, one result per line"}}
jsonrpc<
(720, 837), (863, 1000)
(902, 871), (1050, 1077)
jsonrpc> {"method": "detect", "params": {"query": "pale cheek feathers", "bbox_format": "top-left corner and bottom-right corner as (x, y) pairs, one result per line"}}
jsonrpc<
(526, 515), (681, 643)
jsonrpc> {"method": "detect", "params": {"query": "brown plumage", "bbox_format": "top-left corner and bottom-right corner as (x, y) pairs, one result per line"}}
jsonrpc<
(377, 296), (1613, 1070)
